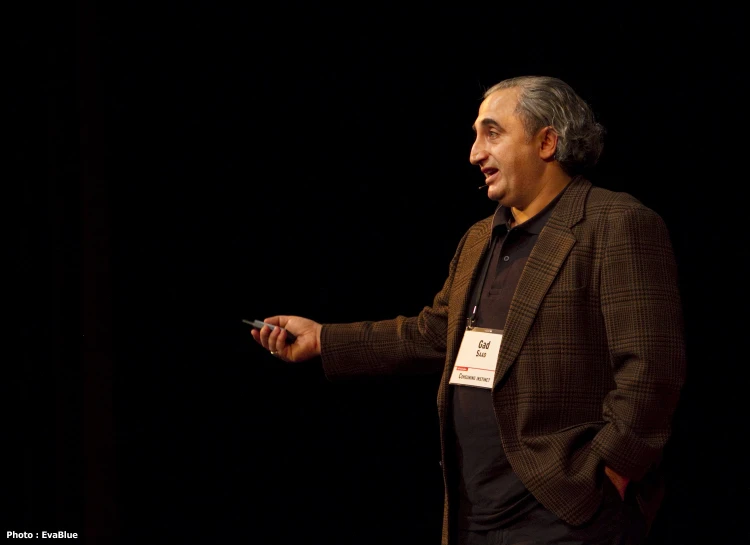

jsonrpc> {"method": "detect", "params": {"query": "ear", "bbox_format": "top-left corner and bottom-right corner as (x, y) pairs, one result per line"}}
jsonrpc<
(537, 126), (558, 161)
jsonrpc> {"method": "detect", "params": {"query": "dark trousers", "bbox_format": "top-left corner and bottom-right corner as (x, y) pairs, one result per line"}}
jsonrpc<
(457, 480), (648, 545)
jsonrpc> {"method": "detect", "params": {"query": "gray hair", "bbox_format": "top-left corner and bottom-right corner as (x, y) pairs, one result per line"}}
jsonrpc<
(483, 76), (605, 175)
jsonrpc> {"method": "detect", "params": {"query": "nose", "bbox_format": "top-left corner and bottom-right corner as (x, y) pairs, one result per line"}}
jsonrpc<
(470, 139), (487, 165)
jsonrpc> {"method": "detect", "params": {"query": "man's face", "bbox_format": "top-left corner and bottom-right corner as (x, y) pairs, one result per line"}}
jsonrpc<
(470, 88), (547, 208)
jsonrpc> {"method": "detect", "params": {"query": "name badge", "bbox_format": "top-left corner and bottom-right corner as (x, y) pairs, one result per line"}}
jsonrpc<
(448, 327), (503, 389)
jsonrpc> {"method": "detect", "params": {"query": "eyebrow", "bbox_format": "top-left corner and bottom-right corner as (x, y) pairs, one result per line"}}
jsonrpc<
(471, 118), (503, 133)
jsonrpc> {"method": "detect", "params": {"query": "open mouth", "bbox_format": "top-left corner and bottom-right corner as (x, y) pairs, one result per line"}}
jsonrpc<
(482, 168), (499, 182)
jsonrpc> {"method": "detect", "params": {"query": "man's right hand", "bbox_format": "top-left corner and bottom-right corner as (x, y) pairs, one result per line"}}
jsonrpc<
(250, 315), (322, 363)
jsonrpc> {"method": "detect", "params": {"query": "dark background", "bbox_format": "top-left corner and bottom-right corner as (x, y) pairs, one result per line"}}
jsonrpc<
(15, 2), (746, 544)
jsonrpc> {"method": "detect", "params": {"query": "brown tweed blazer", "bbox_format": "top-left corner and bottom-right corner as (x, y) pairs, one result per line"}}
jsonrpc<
(320, 177), (686, 544)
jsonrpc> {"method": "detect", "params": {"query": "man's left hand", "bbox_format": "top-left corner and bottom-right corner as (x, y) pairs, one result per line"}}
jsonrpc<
(604, 466), (630, 500)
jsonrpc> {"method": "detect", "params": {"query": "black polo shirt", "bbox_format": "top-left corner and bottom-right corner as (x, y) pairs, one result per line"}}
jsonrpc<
(451, 186), (567, 530)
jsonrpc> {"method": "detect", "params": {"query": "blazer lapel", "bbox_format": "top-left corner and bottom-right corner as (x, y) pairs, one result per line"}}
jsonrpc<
(446, 223), (493, 358)
(492, 178), (591, 389)
(438, 217), (492, 418)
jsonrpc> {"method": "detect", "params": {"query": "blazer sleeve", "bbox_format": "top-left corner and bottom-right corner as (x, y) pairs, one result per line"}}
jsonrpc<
(319, 228), (473, 380)
(591, 203), (687, 481)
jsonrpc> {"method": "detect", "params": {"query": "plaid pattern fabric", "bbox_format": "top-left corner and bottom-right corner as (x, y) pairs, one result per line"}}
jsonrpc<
(321, 178), (686, 544)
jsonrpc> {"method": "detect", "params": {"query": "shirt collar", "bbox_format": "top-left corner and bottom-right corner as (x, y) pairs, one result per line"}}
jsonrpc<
(491, 182), (571, 235)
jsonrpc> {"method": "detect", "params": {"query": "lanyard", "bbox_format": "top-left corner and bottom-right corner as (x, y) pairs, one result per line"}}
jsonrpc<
(467, 208), (509, 329)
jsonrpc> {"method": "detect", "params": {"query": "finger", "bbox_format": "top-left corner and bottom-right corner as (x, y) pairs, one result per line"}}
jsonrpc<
(267, 325), (281, 352)
(275, 315), (290, 328)
(259, 324), (273, 350)
(273, 327), (288, 356)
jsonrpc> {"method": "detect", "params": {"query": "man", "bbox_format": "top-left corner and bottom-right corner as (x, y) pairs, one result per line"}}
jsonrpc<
(251, 76), (686, 545)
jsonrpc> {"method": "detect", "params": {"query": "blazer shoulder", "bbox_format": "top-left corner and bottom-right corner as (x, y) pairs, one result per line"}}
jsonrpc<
(470, 214), (495, 232)
(583, 186), (674, 251)
(586, 185), (662, 220)
(447, 214), (495, 258)
(456, 213), (495, 240)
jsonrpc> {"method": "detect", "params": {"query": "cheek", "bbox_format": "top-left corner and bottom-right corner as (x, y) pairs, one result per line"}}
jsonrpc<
(512, 150), (536, 172)
(490, 145), (507, 164)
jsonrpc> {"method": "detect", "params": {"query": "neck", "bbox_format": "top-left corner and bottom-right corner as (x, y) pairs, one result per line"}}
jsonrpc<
(511, 171), (572, 224)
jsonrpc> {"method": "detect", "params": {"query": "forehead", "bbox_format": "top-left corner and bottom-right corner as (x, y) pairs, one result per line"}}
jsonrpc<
(475, 87), (521, 123)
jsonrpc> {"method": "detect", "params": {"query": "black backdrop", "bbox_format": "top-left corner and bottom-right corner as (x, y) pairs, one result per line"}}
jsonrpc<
(18, 2), (746, 544)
